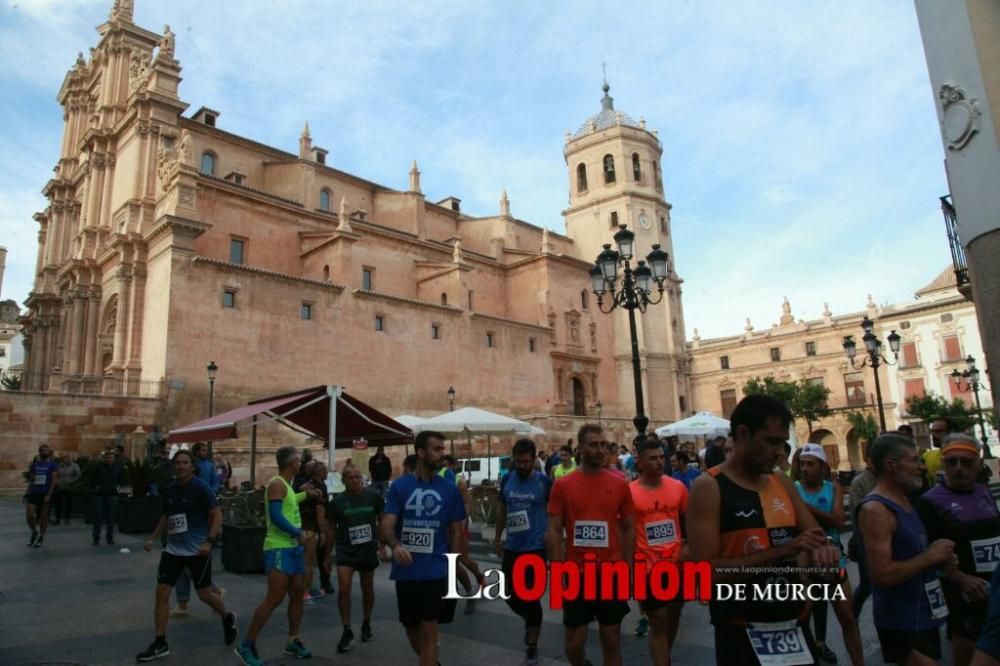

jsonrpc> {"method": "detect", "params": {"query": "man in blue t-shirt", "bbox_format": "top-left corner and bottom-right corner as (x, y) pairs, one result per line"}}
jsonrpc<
(24, 444), (60, 547)
(493, 438), (550, 666)
(136, 449), (237, 662)
(669, 451), (701, 489)
(380, 430), (484, 666)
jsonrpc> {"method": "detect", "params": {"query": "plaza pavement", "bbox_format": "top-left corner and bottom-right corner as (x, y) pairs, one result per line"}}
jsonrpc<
(0, 499), (947, 665)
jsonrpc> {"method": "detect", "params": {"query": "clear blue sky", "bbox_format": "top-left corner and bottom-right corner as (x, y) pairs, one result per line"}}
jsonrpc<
(0, 0), (951, 338)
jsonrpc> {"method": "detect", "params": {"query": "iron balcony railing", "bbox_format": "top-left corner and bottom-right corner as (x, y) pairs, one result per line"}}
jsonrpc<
(941, 194), (970, 289)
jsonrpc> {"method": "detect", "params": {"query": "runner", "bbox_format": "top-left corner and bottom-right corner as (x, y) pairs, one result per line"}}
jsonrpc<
(380, 430), (484, 666)
(296, 460), (330, 604)
(330, 464), (384, 653)
(236, 446), (322, 666)
(857, 433), (956, 665)
(630, 440), (688, 666)
(24, 444), (59, 547)
(793, 444), (863, 666)
(687, 394), (840, 666)
(493, 438), (551, 666)
(552, 444), (577, 479)
(547, 424), (635, 666)
(136, 449), (237, 662)
(916, 433), (1000, 666)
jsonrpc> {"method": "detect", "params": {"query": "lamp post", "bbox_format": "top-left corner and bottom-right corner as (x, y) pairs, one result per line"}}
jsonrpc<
(447, 385), (456, 456)
(842, 317), (900, 433)
(951, 355), (994, 459)
(206, 361), (218, 456)
(589, 225), (669, 446)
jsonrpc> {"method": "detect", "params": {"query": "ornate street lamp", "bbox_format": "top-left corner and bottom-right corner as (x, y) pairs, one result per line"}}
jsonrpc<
(842, 317), (900, 432)
(206, 360), (219, 456)
(447, 385), (456, 412)
(590, 225), (669, 445)
(951, 355), (994, 459)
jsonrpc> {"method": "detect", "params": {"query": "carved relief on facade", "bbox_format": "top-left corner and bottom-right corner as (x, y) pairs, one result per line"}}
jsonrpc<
(938, 84), (981, 151)
(589, 321), (597, 352)
(129, 51), (152, 95)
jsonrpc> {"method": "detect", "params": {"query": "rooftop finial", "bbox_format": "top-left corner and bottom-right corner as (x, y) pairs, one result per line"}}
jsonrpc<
(600, 61), (613, 111)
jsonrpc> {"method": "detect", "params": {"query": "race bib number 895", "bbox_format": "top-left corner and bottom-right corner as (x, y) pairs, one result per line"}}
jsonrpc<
(645, 519), (677, 546)
(573, 520), (609, 548)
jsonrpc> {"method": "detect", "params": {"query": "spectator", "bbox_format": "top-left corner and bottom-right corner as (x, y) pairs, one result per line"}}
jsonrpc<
(191, 443), (220, 495)
(368, 445), (392, 501)
(552, 444), (577, 480)
(775, 442), (793, 476)
(53, 454), (81, 525)
(145, 424), (166, 461)
(213, 453), (232, 491)
(669, 452), (701, 489)
(545, 446), (561, 476)
(703, 435), (727, 469)
(925, 418), (954, 486)
(91, 450), (124, 546)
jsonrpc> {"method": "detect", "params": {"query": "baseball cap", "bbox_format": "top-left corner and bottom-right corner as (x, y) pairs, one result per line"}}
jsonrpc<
(799, 443), (828, 465)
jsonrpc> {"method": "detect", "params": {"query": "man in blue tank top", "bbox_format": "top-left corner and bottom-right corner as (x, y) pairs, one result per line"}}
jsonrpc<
(493, 438), (550, 666)
(916, 433), (1000, 666)
(857, 433), (958, 664)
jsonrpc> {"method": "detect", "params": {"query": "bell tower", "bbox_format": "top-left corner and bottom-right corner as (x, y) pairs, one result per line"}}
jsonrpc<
(563, 80), (689, 423)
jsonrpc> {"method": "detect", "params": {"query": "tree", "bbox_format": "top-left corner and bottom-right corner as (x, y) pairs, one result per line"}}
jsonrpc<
(904, 392), (979, 432)
(742, 375), (831, 434)
(846, 411), (879, 447)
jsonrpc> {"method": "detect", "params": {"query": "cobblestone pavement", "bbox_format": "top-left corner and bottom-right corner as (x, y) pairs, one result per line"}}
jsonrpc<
(0, 500), (947, 665)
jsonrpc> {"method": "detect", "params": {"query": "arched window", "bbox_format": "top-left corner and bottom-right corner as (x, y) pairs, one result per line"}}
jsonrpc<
(440, 293), (448, 306)
(632, 153), (641, 182)
(603, 155), (616, 184)
(581, 290), (589, 310)
(652, 160), (661, 189)
(200, 152), (216, 177)
(576, 163), (588, 192)
(319, 189), (331, 211)
(322, 265), (330, 281)
(572, 377), (587, 416)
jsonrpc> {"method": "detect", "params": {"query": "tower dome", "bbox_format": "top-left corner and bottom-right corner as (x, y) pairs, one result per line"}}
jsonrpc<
(573, 82), (642, 138)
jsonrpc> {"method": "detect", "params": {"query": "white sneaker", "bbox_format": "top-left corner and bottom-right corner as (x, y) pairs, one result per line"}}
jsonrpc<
(168, 606), (189, 618)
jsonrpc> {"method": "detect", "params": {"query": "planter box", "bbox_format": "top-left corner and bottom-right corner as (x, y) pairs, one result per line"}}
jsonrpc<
(118, 496), (162, 533)
(222, 523), (265, 574)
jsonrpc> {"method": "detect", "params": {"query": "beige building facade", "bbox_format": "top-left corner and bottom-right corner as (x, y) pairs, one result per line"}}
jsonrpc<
(18, 2), (689, 457)
(688, 269), (995, 470)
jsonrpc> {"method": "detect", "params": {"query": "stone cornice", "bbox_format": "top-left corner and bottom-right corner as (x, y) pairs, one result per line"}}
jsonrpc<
(144, 215), (210, 245)
(200, 174), (304, 208)
(504, 252), (594, 272)
(549, 350), (600, 364)
(298, 230), (361, 259)
(562, 190), (671, 218)
(352, 288), (462, 314)
(193, 257), (347, 291)
(470, 312), (551, 333)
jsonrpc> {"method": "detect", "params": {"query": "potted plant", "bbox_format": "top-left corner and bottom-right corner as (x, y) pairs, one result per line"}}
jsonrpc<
(221, 487), (266, 573)
(118, 458), (167, 533)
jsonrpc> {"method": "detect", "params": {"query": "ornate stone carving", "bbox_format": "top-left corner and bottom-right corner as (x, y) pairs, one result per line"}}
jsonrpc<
(939, 84), (981, 151)
(110, 0), (134, 22)
(177, 129), (192, 166)
(157, 141), (179, 185)
(178, 187), (195, 205)
(128, 51), (151, 95)
(159, 25), (176, 59)
(589, 321), (597, 352)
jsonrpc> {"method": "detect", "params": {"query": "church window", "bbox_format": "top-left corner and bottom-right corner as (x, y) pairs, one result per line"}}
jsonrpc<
(529, 337), (536, 352)
(319, 189), (331, 211)
(431, 324), (440, 340)
(440, 293), (448, 306)
(581, 290), (589, 310)
(200, 152), (216, 177)
(805, 341), (817, 356)
(300, 302), (312, 320)
(323, 265), (330, 281)
(632, 153), (641, 181)
(374, 315), (385, 332)
(770, 347), (781, 362)
(720, 355), (729, 370)
(660, 216), (668, 235)
(222, 290), (236, 309)
(572, 378), (586, 416)
(610, 211), (619, 228)
(652, 160), (661, 190)
(486, 332), (495, 348)
(229, 238), (245, 265)
(603, 154), (616, 184)
(678, 395), (687, 413)
(362, 267), (374, 291)
(577, 163), (588, 192)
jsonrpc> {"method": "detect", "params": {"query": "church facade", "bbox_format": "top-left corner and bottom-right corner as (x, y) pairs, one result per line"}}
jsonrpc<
(19, 1), (689, 448)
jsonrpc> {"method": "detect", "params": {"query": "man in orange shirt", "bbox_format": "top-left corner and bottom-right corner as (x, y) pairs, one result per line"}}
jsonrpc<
(631, 440), (689, 666)
(548, 424), (636, 666)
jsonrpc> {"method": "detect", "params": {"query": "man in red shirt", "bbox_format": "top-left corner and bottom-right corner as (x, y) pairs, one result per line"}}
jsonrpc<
(631, 440), (688, 666)
(548, 424), (635, 666)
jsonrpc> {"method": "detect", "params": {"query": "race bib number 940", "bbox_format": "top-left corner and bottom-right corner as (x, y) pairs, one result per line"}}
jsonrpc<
(573, 520), (609, 548)
(349, 524), (373, 546)
(746, 620), (812, 666)
(401, 527), (434, 554)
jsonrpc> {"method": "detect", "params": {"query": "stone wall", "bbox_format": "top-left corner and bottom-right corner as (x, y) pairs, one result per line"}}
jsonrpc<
(0, 391), (165, 489)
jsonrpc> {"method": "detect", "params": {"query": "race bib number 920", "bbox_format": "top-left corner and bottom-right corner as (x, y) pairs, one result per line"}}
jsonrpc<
(401, 527), (434, 554)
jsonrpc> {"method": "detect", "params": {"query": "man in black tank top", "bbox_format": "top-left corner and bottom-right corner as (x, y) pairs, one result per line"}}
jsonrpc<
(688, 395), (841, 666)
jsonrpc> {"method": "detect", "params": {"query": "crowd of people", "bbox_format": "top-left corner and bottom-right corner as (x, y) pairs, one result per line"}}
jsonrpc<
(20, 400), (1000, 665)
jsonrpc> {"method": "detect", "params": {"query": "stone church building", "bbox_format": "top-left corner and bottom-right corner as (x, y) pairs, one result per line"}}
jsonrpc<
(18, 1), (690, 453)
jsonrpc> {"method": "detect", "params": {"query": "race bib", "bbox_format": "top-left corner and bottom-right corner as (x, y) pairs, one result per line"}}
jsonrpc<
(33, 473), (48, 486)
(573, 520), (609, 548)
(167, 513), (188, 535)
(401, 527), (434, 554)
(746, 620), (812, 666)
(924, 579), (949, 620)
(349, 523), (373, 546)
(507, 510), (530, 533)
(971, 536), (1000, 573)
(645, 519), (677, 546)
